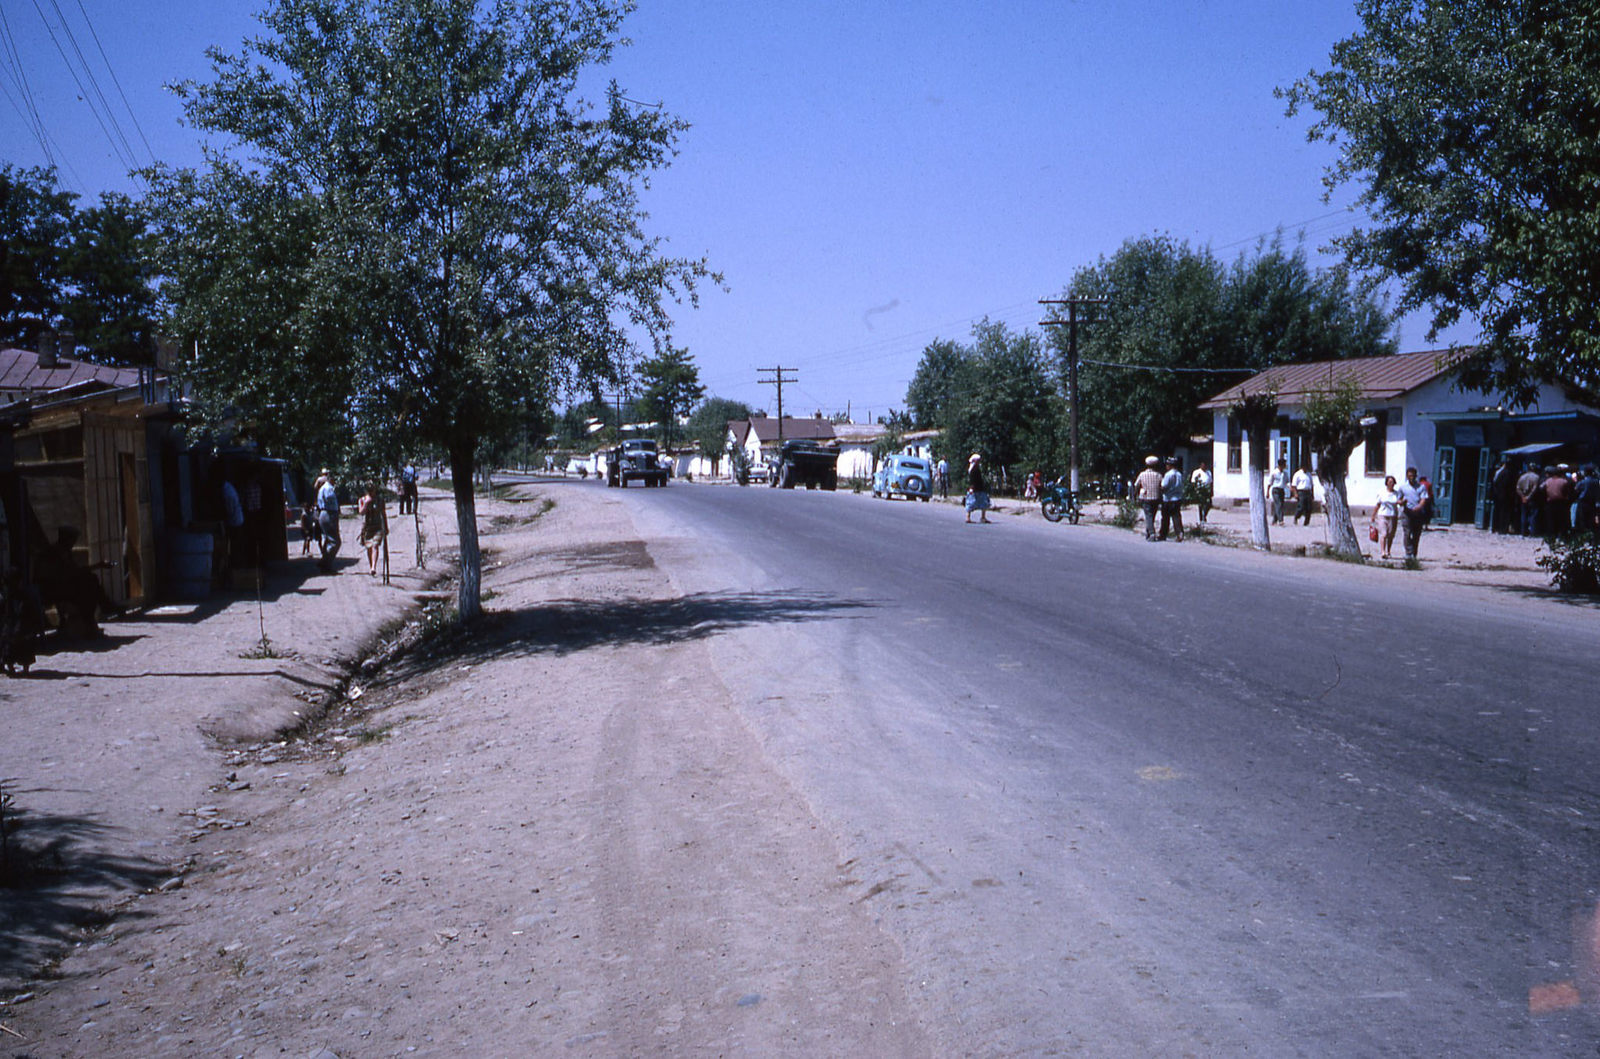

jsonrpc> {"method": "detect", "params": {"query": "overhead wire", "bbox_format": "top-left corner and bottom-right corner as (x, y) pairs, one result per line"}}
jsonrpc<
(72, 0), (154, 164)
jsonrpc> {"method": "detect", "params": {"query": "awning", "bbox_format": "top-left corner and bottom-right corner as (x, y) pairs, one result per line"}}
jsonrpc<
(1501, 441), (1565, 456)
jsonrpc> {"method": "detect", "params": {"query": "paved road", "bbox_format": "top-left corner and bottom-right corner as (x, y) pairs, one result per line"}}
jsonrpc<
(575, 478), (1599, 1054)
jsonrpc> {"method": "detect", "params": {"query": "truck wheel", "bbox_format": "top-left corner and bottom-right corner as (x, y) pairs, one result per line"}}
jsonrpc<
(824, 471), (838, 491)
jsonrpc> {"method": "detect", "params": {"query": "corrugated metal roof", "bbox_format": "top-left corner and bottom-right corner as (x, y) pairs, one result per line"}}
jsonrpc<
(0, 346), (143, 396)
(1198, 348), (1469, 410)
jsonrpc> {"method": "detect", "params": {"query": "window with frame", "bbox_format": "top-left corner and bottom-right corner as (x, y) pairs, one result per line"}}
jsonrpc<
(1226, 415), (1242, 472)
(1363, 409), (1388, 476)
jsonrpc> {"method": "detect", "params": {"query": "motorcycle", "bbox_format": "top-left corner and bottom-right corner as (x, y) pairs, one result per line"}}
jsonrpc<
(1040, 478), (1081, 524)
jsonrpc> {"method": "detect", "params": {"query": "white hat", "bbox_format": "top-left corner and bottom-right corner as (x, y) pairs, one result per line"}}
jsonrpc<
(968, 453), (981, 464)
(1145, 456), (1160, 466)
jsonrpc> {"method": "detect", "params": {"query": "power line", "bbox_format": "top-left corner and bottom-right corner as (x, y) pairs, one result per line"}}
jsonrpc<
(70, 0), (155, 164)
(68, 0), (152, 163)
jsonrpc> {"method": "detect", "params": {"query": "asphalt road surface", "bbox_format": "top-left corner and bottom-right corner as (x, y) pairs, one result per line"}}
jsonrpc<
(602, 479), (1599, 1055)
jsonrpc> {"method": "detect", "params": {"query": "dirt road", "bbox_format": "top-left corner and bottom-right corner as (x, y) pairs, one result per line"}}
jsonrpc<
(2, 485), (929, 1057)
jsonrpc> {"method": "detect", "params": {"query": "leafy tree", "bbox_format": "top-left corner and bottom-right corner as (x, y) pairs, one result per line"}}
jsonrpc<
(0, 165), (75, 347)
(1231, 390), (1279, 550)
(685, 396), (749, 474)
(152, 0), (713, 621)
(1282, 1), (1600, 398)
(938, 319), (1057, 490)
(905, 338), (973, 429)
(1054, 234), (1394, 478)
(1300, 376), (1365, 558)
(62, 193), (160, 365)
(636, 346), (704, 448)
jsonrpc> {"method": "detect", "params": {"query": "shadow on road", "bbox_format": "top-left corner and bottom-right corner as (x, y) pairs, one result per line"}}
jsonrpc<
(0, 796), (166, 986)
(399, 589), (875, 673)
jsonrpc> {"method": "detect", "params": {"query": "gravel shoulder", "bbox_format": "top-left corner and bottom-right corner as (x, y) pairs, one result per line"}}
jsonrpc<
(1, 483), (928, 1058)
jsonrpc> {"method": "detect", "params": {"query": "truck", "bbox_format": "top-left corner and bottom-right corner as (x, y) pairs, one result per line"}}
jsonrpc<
(606, 439), (670, 488)
(769, 439), (840, 490)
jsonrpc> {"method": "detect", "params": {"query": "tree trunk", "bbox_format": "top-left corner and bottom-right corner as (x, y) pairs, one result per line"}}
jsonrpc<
(450, 442), (483, 622)
(1319, 467), (1364, 557)
(1246, 431), (1271, 550)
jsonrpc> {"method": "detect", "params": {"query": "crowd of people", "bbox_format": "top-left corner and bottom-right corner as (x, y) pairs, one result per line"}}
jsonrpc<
(1491, 458), (1600, 540)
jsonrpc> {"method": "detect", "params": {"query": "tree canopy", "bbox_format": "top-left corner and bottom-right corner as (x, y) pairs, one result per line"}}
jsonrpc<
(906, 319), (1059, 483)
(1, 165), (157, 362)
(636, 346), (704, 447)
(149, 0), (713, 620)
(1282, 0), (1600, 399)
(1053, 234), (1395, 475)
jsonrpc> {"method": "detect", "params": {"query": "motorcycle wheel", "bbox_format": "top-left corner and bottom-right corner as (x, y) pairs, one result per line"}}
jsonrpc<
(1067, 504), (1081, 525)
(1042, 499), (1064, 523)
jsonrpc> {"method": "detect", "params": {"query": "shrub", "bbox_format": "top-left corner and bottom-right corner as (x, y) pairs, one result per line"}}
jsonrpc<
(1112, 496), (1139, 529)
(1537, 534), (1600, 594)
(848, 476), (868, 494)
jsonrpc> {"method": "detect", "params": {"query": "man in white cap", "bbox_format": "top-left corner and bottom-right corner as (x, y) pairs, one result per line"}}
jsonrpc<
(1134, 456), (1163, 541)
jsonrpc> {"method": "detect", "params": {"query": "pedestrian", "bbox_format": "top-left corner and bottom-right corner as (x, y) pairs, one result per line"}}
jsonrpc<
(964, 453), (991, 524)
(1024, 469), (1041, 501)
(220, 477), (246, 583)
(358, 482), (385, 576)
(1543, 465), (1576, 532)
(1516, 461), (1542, 536)
(1370, 474), (1401, 560)
(1190, 461), (1213, 524)
(1575, 464), (1600, 540)
(936, 457), (950, 499)
(1134, 456), (1163, 541)
(1291, 464), (1315, 525)
(1268, 458), (1289, 524)
(1159, 457), (1185, 541)
(1396, 466), (1429, 560)
(1489, 455), (1517, 534)
(316, 469), (342, 572)
(299, 503), (320, 557)
(398, 460), (418, 515)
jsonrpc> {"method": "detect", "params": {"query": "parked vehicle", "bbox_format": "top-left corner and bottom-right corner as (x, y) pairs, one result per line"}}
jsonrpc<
(769, 439), (839, 490)
(872, 455), (933, 501)
(1039, 477), (1081, 524)
(606, 439), (669, 487)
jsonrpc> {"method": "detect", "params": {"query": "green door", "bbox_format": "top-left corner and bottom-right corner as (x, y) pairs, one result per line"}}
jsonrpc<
(1473, 446), (1492, 528)
(1432, 446), (1455, 525)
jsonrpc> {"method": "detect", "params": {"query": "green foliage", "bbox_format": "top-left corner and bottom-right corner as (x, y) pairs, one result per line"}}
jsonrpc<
(909, 319), (1058, 485)
(1537, 535), (1600, 595)
(686, 396), (750, 468)
(148, 0), (715, 622)
(1054, 234), (1394, 476)
(0, 166), (156, 361)
(728, 441), (752, 485)
(637, 346), (705, 447)
(1283, 1), (1600, 398)
(0, 164), (73, 346)
(905, 338), (972, 429)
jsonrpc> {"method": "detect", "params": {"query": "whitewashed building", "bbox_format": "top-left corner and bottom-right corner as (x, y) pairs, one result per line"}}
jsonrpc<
(1198, 349), (1600, 523)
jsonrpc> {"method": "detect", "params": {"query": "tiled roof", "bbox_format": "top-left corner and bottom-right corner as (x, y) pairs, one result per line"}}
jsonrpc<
(1198, 348), (1469, 410)
(0, 346), (143, 397)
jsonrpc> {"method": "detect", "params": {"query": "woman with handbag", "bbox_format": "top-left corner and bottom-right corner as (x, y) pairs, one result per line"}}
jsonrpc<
(1371, 475), (1401, 560)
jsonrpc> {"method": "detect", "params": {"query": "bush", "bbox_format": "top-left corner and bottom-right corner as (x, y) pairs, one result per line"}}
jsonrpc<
(848, 476), (868, 494)
(1537, 534), (1600, 594)
(1112, 496), (1139, 529)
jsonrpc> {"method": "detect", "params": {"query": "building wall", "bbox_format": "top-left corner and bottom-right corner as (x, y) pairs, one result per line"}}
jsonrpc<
(1209, 379), (1586, 509)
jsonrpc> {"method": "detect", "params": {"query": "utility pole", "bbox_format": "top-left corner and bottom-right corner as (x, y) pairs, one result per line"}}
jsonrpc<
(757, 366), (797, 445)
(1039, 297), (1106, 500)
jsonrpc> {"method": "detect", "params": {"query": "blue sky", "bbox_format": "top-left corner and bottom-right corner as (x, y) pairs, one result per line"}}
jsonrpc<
(1, 0), (1472, 419)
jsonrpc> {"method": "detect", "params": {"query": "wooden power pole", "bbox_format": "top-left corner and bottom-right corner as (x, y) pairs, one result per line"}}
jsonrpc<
(1039, 297), (1106, 499)
(757, 366), (797, 444)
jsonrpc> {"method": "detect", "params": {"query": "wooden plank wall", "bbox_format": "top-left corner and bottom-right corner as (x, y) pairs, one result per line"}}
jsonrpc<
(83, 412), (152, 606)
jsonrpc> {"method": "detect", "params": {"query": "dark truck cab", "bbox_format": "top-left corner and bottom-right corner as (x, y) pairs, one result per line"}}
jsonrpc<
(606, 439), (669, 487)
(769, 439), (840, 490)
